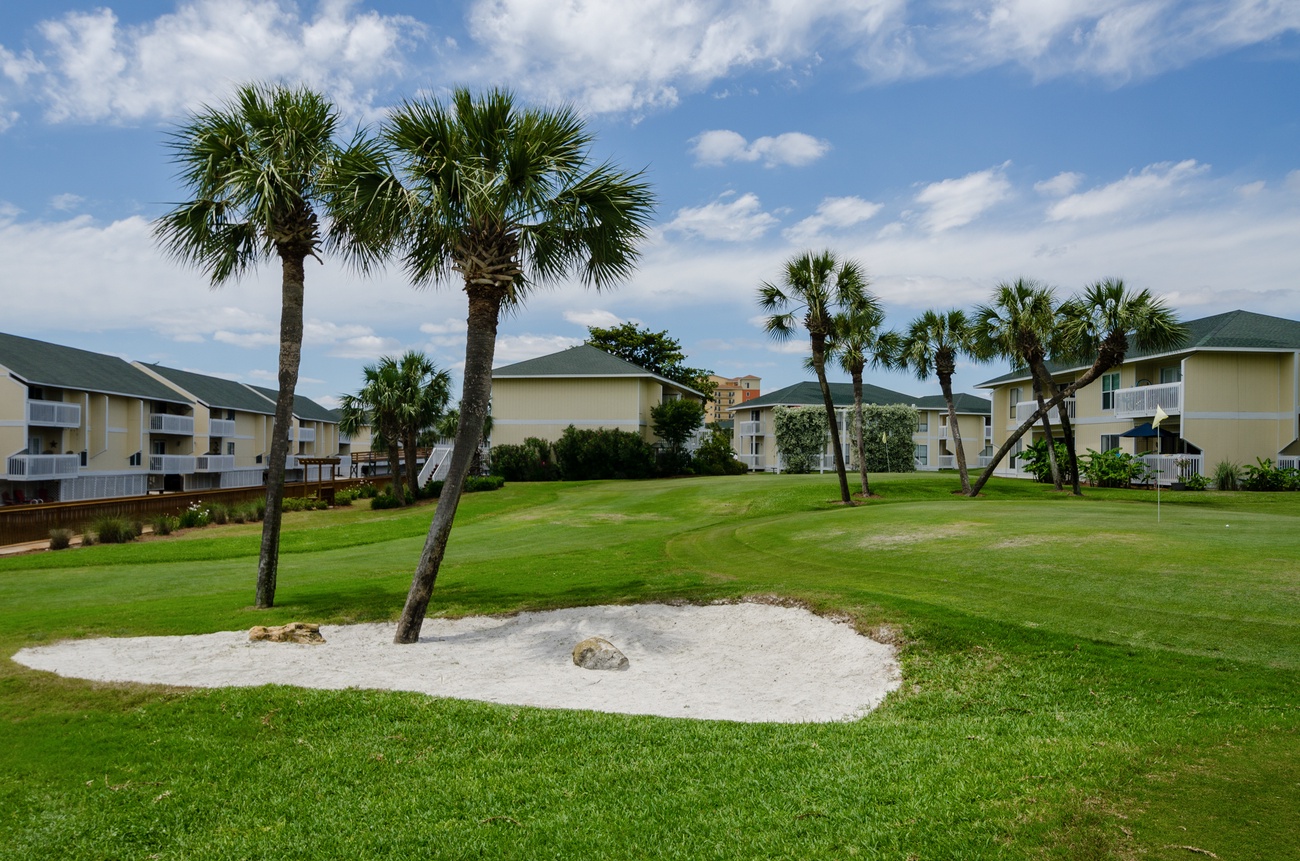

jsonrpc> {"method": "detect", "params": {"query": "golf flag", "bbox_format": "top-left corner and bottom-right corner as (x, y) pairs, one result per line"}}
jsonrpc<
(1152, 405), (1169, 429)
(881, 432), (888, 444)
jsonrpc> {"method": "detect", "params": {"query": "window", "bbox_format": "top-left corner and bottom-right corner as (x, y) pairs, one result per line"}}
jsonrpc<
(1101, 372), (1120, 410)
(129, 451), (142, 466)
(227, 442), (236, 456)
(1100, 434), (1121, 452)
(1008, 387), (1022, 419)
(151, 441), (166, 455)
(914, 444), (928, 466)
(226, 409), (235, 420)
(1159, 366), (1182, 384)
(917, 414), (928, 432)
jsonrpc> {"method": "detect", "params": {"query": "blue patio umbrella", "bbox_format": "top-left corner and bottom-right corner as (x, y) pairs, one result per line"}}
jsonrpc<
(1119, 422), (1160, 438)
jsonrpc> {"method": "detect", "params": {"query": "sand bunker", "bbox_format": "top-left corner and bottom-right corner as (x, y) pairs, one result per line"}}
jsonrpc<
(12, 602), (901, 723)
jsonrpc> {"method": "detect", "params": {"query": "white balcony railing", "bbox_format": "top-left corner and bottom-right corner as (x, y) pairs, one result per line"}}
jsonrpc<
(738, 453), (763, 469)
(194, 454), (235, 472)
(1279, 456), (1299, 471)
(1114, 382), (1182, 419)
(27, 400), (81, 427)
(149, 454), (196, 473)
(938, 425), (948, 439)
(208, 418), (236, 437)
(938, 455), (956, 469)
(338, 431), (352, 444)
(1013, 398), (1076, 426)
(7, 453), (80, 479)
(285, 454), (299, 470)
(737, 420), (762, 437)
(1137, 454), (1203, 486)
(288, 426), (316, 442)
(150, 414), (195, 435)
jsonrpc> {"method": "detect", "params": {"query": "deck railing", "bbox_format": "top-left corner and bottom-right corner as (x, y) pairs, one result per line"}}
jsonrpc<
(1137, 454), (1203, 485)
(27, 400), (81, 427)
(148, 454), (196, 473)
(1114, 382), (1182, 419)
(7, 453), (80, 479)
(1013, 398), (1076, 425)
(288, 426), (317, 442)
(194, 455), (235, 472)
(737, 420), (762, 436)
(149, 414), (194, 435)
(208, 418), (236, 437)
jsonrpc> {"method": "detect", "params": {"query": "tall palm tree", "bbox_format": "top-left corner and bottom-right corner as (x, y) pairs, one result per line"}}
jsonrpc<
(896, 309), (979, 495)
(154, 83), (390, 608)
(824, 300), (897, 498)
(967, 278), (1187, 497)
(759, 250), (871, 505)
(393, 351), (453, 493)
(970, 279), (1065, 492)
(383, 88), (654, 644)
(338, 359), (409, 504)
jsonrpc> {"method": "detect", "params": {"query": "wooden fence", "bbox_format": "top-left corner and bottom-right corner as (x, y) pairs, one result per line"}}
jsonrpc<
(0, 477), (389, 547)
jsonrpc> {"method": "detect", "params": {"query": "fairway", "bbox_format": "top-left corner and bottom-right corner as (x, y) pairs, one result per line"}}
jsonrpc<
(2, 474), (1298, 860)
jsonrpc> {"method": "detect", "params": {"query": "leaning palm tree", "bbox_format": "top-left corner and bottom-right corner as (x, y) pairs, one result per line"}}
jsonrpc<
(824, 299), (897, 497)
(970, 279), (1065, 492)
(759, 250), (871, 505)
(338, 359), (409, 504)
(154, 83), (390, 609)
(967, 278), (1187, 497)
(896, 309), (979, 495)
(383, 88), (654, 644)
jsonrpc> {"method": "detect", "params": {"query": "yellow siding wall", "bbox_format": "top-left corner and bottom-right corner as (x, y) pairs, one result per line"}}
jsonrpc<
(1183, 353), (1294, 463)
(0, 374), (26, 459)
(492, 378), (648, 447)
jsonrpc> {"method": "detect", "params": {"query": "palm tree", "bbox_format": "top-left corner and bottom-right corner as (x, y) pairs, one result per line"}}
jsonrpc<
(967, 278), (1187, 497)
(393, 351), (452, 494)
(383, 88), (654, 644)
(896, 309), (979, 495)
(824, 299), (897, 498)
(154, 83), (390, 609)
(759, 250), (871, 504)
(338, 359), (409, 504)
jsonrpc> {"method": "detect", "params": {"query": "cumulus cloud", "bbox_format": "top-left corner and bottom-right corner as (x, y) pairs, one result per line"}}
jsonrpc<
(664, 192), (779, 242)
(1047, 159), (1208, 221)
(493, 333), (584, 365)
(784, 196), (883, 243)
(914, 165), (1012, 232)
(563, 309), (626, 328)
(4, 0), (421, 126)
(1034, 171), (1084, 197)
(692, 129), (831, 167)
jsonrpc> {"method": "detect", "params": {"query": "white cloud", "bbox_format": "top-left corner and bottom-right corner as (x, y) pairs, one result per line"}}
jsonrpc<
(1047, 159), (1208, 221)
(48, 193), (84, 211)
(213, 329), (277, 349)
(914, 165), (1013, 232)
(664, 192), (779, 242)
(1236, 180), (1266, 198)
(492, 333), (584, 365)
(784, 196), (883, 243)
(563, 309), (626, 328)
(6, 0), (421, 126)
(692, 129), (831, 167)
(1034, 171), (1084, 197)
(1287, 170), (1300, 193)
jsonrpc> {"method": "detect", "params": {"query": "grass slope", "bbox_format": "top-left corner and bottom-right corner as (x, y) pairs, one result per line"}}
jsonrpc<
(1, 474), (1297, 860)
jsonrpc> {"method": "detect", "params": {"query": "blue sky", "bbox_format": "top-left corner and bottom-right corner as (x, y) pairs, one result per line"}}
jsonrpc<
(2, 0), (1299, 410)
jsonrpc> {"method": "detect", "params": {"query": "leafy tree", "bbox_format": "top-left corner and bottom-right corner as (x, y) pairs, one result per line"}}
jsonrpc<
(651, 398), (706, 473)
(154, 83), (389, 608)
(338, 356), (423, 505)
(968, 279), (1186, 497)
(393, 352), (452, 493)
(773, 406), (829, 474)
(587, 323), (715, 397)
(825, 300), (897, 497)
(382, 88), (654, 644)
(693, 423), (748, 475)
(858, 404), (921, 473)
(896, 309), (980, 494)
(759, 251), (871, 503)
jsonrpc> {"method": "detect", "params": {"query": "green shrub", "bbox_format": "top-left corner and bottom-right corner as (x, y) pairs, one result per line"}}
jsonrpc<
(353, 480), (378, 498)
(48, 528), (73, 551)
(1079, 448), (1150, 488)
(151, 515), (177, 536)
(334, 488), (359, 506)
(1213, 459), (1242, 491)
(773, 407), (827, 474)
(370, 490), (408, 510)
(490, 437), (560, 482)
(91, 516), (138, 544)
(1241, 457), (1300, 492)
(553, 426), (656, 480)
(465, 475), (504, 493)
(1181, 472), (1209, 491)
(206, 503), (229, 525)
(693, 423), (748, 476)
(1017, 439), (1075, 484)
(178, 502), (209, 529)
(283, 495), (328, 512)
(421, 479), (445, 499)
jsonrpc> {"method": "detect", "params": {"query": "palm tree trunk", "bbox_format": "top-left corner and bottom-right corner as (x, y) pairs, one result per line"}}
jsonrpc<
(939, 373), (971, 495)
(851, 370), (870, 497)
(1057, 406), (1082, 495)
(404, 429), (420, 494)
(395, 292), (500, 644)
(387, 436), (405, 503)
(255, 252), (305, 609)
(811, 336), (852, 504)
(1032, 378), (1062, 490)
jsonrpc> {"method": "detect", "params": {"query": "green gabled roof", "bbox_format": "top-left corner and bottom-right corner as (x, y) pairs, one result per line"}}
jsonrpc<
(248, 385), (338, 423)
(736, 380), (917, 410)
(492, 344), (706, 396)
(0, 331), (189, 404)
(912, 393), (991, 414)
(976, 309), (1300, 388)
(143, 364), (276, 415)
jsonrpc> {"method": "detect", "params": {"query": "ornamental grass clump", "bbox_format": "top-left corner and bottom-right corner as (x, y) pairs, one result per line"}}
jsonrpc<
(150, 515), (177, 536)
(48, 528), (73, 550)
(91, 517), (138, 544)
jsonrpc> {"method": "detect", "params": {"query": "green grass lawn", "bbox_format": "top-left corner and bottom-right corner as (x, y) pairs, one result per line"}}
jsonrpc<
(2, 474), (1298, 860)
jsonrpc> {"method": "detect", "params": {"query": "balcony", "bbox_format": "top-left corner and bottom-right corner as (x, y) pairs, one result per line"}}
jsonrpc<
(194, 454), (235, 472)
(149, 454), (196, 473)
(7, 453), (79, 480)
(1114, 382), (1182, 419)
(208, 418), (236, 437)
(338, 431), (352, 444)
(27, 399), (81, 428)
(1013, 398), (1076, 426)
(738, 453), (763, 469)
(150, 414), (195, 435)
(288, 426), (316, 442)
(737, 420), (762, 437)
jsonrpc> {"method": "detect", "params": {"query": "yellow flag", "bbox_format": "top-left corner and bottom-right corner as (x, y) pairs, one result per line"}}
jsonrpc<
(1152, 405), (1169, 429)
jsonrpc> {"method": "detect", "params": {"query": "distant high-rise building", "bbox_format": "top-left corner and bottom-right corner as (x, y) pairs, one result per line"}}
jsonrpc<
(707, 374), (761, 423)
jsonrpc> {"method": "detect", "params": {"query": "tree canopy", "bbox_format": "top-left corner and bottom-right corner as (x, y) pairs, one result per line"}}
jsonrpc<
(586, 322), (714, 396)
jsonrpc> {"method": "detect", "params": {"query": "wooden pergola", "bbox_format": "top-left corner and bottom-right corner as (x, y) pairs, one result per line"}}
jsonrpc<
(296, 457), (341, 504)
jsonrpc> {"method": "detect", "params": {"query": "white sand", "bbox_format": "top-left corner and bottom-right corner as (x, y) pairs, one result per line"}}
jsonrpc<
(12, 602), (901, 724)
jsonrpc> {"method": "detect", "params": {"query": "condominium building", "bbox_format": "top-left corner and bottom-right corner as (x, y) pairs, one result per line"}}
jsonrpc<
(707, 374), (761, 423)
